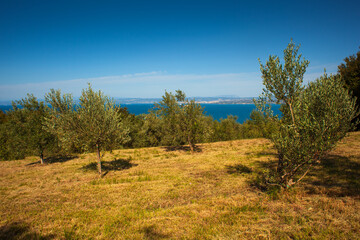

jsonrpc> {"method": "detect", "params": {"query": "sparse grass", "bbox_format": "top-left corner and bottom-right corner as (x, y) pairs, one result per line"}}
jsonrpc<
(1, 133), (360, 239)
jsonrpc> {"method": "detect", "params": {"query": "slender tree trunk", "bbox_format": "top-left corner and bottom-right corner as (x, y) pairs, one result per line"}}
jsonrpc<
(188, 135), (194, 153)
(287, 101), (296, 126)
(96, 144), (102, 177)
(277, 153), (284, 173)
(40, 151), (44, 164)
(277, 152), (287, 187)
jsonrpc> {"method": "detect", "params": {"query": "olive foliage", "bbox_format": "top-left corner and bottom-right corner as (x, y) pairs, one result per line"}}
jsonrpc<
(338, 48), (360, 130)
(153, 90), (205, 152)
(256, 41), (357, 189)
(45, 84), (130, 176)
(0, 94), (57, 163)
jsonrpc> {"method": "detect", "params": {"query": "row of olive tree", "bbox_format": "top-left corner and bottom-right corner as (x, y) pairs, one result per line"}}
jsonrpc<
(0, 91), (279, 163)
(2, 84), (272, 176)
(119, 93), (275, 149)
(0, 85), (130, 177)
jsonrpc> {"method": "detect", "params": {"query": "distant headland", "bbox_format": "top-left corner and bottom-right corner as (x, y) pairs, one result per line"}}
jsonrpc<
(113, 96), (255, 105)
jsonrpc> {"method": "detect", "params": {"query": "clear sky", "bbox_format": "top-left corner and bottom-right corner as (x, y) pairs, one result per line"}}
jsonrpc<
(1, 0), (359, 101)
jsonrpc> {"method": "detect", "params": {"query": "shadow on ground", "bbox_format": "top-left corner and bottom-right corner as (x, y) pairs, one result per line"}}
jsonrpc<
(162, 145), (202, 153)
(142, 225), (171, 240)
(226, 164), (253, 174)
(254, 159), (278, 172)
(81, 158), (137, 176)
(0, 222), (55, 240)
(247, 153), (360, 197)
(304, 154), (360, 197)
(26, 155), (77, 166)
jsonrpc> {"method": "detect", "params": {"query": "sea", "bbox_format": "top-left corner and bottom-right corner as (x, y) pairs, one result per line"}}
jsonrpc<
(0, 104), (281, 123)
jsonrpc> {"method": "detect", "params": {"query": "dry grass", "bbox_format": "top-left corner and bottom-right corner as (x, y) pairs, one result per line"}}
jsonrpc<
(1, 133), (360, 239)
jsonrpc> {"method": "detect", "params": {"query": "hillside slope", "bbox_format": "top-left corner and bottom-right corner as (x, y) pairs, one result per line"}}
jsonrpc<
(1, 133), (359, 239)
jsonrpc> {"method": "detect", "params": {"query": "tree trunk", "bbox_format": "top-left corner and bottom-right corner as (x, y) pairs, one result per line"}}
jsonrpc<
(40, 152), (44, 164)
(277, 153), (284, 174)
(96, 144), (102, 177)
(287, 100), (296, 126)
(188, 135), (194, 153)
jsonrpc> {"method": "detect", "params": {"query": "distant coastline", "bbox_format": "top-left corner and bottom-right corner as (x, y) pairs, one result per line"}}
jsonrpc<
(0, 97), (256, 106)
(113, 96), (256, 105)
(1, 102), (281, 123)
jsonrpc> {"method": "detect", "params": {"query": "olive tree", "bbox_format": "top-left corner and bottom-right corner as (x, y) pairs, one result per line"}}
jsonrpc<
(182, 98), (205, 152)
(45, 84), (130, 176)
(256, 40), (358, 189)
(154, 90), (205, 152)
(2, 94), (57, 163)
(154, 90), (183, 146)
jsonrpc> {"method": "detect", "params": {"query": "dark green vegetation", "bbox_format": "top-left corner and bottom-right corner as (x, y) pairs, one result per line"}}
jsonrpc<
(256, 41), (357, 189)
(0, 94), (59, 163)
(337, 47), (360, 130)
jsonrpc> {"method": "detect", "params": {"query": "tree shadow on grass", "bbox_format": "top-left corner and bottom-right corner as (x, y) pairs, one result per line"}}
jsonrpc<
(81, 158), (137, 176)
(162, 145), (202, 153)
(0, 222), (55, 240)
(253, 159), (278, 172)
(46, 155), (77, 164)
(142, 225), (171, 240)
(304, 154), (360, 197)
(226, 164), (253, 174)
(26, 155), (77, 166)
(247, 154), (360, 197)
(230, 159), (278, 192)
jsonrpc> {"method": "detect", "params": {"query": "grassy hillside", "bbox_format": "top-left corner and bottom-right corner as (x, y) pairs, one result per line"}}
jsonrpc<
(1, 133), (359, 239)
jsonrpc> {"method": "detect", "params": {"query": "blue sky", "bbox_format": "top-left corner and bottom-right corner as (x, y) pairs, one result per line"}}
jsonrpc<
(0, 0), (359, 101)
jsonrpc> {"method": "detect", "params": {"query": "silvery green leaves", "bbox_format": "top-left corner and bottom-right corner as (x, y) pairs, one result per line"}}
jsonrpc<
(44, 84), (130, 176)
(257, 41), (357, 189)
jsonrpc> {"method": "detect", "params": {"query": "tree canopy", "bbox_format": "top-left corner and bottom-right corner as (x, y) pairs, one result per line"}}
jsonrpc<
(45, 84), (130, 176)
(154, 90), (205, 152)
(0, 94), (57, 163)
(256, 41), (357, 189)
(338, 47), (360, 129)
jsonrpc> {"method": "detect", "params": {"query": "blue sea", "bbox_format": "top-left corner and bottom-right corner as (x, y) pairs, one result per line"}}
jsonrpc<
(0, 104), (281, 123)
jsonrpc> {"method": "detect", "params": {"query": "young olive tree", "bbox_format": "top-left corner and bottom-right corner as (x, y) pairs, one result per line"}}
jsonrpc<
(45, 84), (130, 176)
(182, 98), (205, 152)
(256, 40), (358, 189)
(154, 90), (183, 146)
(154, 90), (205, 152)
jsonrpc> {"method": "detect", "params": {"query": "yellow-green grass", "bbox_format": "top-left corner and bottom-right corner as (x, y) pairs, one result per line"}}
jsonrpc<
(1, 133), (360, 239)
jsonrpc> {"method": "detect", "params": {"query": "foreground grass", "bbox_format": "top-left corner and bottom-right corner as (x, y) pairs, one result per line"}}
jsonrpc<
(1, 133), (359, 239)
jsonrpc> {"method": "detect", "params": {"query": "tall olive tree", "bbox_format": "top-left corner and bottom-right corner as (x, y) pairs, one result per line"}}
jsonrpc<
(45, 84), (130, 176)
(256, 41), (357, 189)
